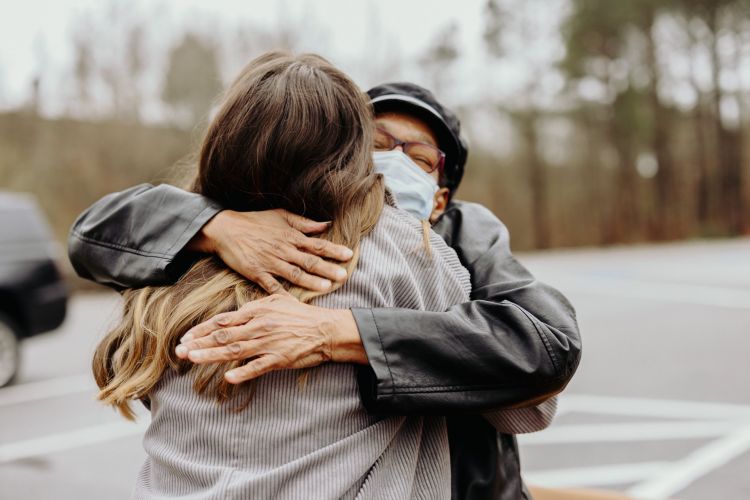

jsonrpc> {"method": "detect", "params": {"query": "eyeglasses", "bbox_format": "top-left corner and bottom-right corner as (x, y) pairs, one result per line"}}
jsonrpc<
(374, 127), (445, 174)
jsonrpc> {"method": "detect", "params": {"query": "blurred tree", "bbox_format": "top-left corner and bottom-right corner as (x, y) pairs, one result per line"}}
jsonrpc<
(29, 36), (49, 116)
(68, 3), (149, 122)
(483, 0), (552, 248)
(162, 33), (222, 128)
(562, 0), (682, 241)
(677, 11), (717, 228)
(563, 0), (750, 239)
(72, 29), (94, 115)
(126, 25), (146, 122)
(419, 22), (460, 96)
(676, 0), (748, 234)
(563, 1), (635, 243)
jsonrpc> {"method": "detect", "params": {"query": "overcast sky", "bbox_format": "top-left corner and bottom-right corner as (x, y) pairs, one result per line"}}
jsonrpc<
(0, 0), (569, 120)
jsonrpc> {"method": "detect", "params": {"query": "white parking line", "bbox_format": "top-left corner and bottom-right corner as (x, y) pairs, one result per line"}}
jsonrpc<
(520, 420), (744, 445)
(525, 462), (670, 489)
(0, 420), (148, 464)
(522, 394), (750, 497)
(0, 374), (95, 407)
(560, 394), (750, 420)
(558, 277), (750, 309)
(628, 424), (750, 499)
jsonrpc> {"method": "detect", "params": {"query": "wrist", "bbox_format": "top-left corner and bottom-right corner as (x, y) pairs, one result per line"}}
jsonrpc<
(324, 309), (367, 364)
(186, 210), (226, 254)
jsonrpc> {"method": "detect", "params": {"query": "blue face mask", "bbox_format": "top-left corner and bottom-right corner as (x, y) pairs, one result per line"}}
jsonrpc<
(373, 150), (438, 220)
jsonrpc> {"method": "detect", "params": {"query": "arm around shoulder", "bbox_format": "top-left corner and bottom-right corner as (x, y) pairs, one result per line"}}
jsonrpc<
(68, 183), (221, 289)
(354, 201), (581, 415)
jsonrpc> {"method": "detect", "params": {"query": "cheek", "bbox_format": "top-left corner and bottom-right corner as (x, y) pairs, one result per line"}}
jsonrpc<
(433, 188), (450, 210)
(432, 192), (443, 208)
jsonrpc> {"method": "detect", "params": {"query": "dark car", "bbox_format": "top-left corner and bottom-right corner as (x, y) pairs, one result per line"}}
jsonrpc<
(0, 192), (68, 386)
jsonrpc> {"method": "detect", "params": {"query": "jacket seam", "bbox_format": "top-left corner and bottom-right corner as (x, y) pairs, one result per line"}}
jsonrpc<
(70, 231), (172, 259)
(381, 376), (569, 395)
(164, 205), (217, 255)
(70, 205), (216, 260)
(370, 310), (396, 397)
(509, 302), (561, 376)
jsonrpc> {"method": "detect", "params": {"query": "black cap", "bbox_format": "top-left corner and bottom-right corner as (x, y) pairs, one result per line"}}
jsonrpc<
(367, 82), (468, 192)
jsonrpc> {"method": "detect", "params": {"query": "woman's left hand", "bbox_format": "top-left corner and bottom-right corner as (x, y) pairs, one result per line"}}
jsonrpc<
(175, 294), (366, 384)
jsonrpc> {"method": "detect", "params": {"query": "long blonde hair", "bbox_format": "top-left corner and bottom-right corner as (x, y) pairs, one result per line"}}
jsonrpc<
(93, 51), (384, 420)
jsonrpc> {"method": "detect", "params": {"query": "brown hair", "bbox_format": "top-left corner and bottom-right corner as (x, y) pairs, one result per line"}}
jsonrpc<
(93, 51), (384, 419)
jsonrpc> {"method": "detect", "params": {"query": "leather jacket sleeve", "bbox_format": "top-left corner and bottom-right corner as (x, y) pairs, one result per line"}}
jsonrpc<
(68, 185), (580, 417)
(353, 200), (581, 415)
(67, 183), (221, 289)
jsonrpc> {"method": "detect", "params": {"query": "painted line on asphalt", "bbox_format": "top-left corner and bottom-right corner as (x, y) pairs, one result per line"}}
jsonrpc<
(520, 420), (745, 445)
(0, 420), (148, 464)
(628, 424), (750, 499)
(525, 461), (669, 489)
(558, 277), (750, 309)
(0, 373), (95, 407)
(559, 394), (750, 420)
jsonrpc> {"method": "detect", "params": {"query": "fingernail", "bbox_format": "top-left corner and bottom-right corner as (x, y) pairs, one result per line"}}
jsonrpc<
(225, 371), (238, 381)
(320, 279), (332, 290)
(175, 345), (188, 357)
(335, 268), (347, 280)
(323, 221), (333, 227)
(189, 351), (203, 361)
(342, 248), (354, 259)
(181, 333), (193, 343)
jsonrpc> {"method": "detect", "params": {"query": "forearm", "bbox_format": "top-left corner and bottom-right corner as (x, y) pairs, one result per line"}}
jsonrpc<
(353, 291), (579, 415)
(353, 200), (581, 416)
(68, 183), (221, 288)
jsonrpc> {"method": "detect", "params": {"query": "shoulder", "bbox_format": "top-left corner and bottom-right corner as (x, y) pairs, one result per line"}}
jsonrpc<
(359, 204), (471, 306)
(447, 199), (500, 220)
(432, 200), (512, 266)
(435, 200), (508, 237)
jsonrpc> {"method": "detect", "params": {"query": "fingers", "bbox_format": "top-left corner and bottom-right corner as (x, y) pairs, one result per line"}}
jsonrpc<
(281, 210), (330, 235)
(286, 248), (348, 282)
(295, 236), (354, 262)
(180, 309), (252, 343)
(178, 324), (245, 355)
(179, 294), (288, 347)
(274, 261), (332, 292)
(186, 340), (256, 364)
(225, 357), (277, 384)
(255, 272), (291, 296)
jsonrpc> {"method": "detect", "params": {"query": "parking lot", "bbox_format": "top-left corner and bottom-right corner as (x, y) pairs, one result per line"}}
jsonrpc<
(1, 238), (748, 499)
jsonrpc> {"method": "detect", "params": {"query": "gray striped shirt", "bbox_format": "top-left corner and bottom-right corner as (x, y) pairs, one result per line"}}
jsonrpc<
(134, 202), (555, 500)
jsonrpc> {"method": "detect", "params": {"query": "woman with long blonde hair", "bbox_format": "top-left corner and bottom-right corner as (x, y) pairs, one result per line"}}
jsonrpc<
(92, 51), (471, 499)
(92, 52), (544, 499)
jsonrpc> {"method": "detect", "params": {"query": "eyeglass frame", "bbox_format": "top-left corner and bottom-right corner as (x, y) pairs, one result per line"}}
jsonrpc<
(373, 126), (446, 174)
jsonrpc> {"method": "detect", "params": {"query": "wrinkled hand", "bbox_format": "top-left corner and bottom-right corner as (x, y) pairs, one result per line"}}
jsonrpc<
(175, 294), (365, 384)
(189, 208), (353, 294)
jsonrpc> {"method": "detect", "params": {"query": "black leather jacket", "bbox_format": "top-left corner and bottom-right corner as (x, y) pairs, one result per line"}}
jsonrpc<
(68, 184), (581, 500)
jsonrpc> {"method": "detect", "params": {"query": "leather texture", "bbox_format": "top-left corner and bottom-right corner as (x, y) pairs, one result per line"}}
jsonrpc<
(354, 200), (581, 499)
(68, 184), (582, 500)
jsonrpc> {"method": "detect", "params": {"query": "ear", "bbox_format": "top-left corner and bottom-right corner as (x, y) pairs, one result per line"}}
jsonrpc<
(429, 187), (451, 224)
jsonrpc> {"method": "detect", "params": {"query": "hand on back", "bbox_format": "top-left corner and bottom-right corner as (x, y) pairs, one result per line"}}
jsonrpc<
(175, 294), (365, 383)
(189, 208), (354, 294)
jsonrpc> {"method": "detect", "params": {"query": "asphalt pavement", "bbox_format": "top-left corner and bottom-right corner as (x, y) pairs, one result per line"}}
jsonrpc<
(1, 237), (748, 499)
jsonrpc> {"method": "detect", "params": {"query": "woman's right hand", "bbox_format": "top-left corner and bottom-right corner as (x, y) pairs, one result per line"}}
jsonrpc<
(187, 208), (354, 294)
